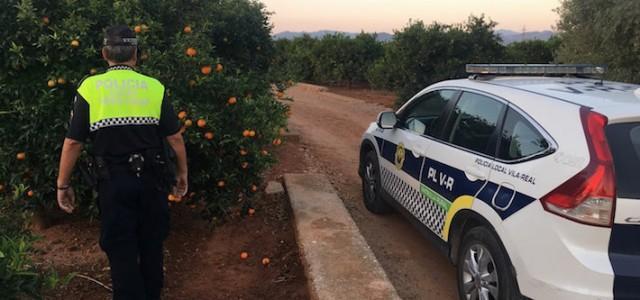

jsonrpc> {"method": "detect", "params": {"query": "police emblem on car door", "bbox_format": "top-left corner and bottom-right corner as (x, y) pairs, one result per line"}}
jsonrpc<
(377, 90), (463, 238)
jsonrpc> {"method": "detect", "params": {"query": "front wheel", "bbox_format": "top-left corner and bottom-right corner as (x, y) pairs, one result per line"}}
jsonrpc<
(457, 226), (521, 300)
(361, 151), (392, 214)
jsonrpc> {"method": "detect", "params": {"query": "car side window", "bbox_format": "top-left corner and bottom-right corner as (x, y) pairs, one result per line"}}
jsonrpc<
(400, 90), (457, 138)
(447, 92), (505, 155)
(498, 108), (549, 160)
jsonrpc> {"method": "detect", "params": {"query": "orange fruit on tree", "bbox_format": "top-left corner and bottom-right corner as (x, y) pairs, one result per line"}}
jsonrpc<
(134, 25), (142, 33)
(250, 185), (258, 192)
(241, 162), (249, 169)
(242, 130), (250, 137)
(47, 80), (56, 88)
(184, 119), (193, 127)
(248, 208), (255, 216)
(272, 138), (282, 146)
(42, 16), (49, 25)
(240, 252), (249, 260)
(248, 130), (256, 137)
(70, 39), (80, 48)
(183, 26), (192, 34)
(215, 63), (223, 73)
(227, 97), (237, 105)
(16, 152), (26, 161)
(27, 190), (34, 197)
(185, 47), (197, 57)
(0, 184), (4, 192)
(57, 77), (66, 85)
(204, 132), (214, 140)
(261, 149), (269, 156)
(239, 149), (248, 156)
(217, 180), (225, 188)
(177, 111), (187, 120)
(168, 194), (181, 202)
(261, 257), (270, 266)
(200, 65), (212, 75)
(276, 91), (284, 99)
(197, 119), (206, 128)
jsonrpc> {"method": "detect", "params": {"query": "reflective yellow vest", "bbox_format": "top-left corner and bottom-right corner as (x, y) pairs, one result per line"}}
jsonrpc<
(77, 68), (165, 132)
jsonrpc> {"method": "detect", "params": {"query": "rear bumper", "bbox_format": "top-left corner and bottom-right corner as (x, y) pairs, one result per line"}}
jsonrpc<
(500, 202), (617, 300)
(608, 224), (640, 300)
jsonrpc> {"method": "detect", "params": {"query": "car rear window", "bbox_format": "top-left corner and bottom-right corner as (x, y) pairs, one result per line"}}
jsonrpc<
(497, 108), (550, 161)
(606, 123), (640, 199)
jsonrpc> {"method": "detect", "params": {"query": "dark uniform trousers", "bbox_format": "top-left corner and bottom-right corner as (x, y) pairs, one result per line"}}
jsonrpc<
(98, 166), (169, 300)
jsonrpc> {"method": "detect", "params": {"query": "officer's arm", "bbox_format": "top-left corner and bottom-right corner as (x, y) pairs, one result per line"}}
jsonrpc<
(57, 138), (83, 187)
(58, 94), (89, 187)
(166, 132), (187, 176)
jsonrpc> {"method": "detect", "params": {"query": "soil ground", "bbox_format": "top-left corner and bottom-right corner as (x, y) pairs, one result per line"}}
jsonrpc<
(326, 85), (396, 108)
(34, 141), (311, 300)
(285, 83), (458, 300)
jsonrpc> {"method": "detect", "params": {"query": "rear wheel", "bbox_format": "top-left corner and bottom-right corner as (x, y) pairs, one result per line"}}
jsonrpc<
(362, 151), (392, 214)
(457, 226), (521, 300)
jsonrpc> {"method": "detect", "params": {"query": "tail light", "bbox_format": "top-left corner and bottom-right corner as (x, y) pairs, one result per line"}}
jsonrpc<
(541, 107), (616, 227)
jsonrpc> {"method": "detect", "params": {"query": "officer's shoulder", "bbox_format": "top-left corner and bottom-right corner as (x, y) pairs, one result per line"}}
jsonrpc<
(137, 72), (165, 88)
(76, 72), (106, 89)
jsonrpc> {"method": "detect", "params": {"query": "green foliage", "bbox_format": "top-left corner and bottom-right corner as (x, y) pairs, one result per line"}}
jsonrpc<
(369, 15), (505, 106)
(0, 190), (68, 299)
(272, 35), (318, 82)
(555, 0), (640, 82)
(271, 32), (384, 86)
(505, 39), (559, 63)
(0, 0), (287, 219)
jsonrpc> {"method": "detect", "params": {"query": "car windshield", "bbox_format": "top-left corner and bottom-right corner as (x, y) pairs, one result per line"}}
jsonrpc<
(606, 122), (640, 199)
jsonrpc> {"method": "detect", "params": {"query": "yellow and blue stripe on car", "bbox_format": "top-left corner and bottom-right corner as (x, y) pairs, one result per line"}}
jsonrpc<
(376, 137), (537, 241)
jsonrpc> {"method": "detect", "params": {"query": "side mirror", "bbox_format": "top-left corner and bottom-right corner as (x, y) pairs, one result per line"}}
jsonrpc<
(377, 111), (397, 129)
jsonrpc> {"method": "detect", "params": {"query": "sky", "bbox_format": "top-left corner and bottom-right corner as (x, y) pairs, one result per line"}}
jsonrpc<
(261, 0), (561, 33)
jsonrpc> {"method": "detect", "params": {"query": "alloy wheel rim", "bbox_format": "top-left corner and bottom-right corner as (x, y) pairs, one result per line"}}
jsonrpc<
(462, 244), (499, 300)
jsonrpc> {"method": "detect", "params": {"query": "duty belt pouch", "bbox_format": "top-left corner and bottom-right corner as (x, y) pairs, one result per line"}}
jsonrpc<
(146, 148), (174, 192)
(95, 157), (110, 180)
(128, 153), (145, 177)
(79, 157), (98, 187)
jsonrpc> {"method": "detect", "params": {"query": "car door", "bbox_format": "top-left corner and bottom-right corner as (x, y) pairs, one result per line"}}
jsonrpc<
(422, 91), (507, 240)
(485, 106), (554, 219)
(377, 89), (459, 237)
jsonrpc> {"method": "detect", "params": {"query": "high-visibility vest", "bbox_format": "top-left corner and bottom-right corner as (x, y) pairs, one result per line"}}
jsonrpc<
(77, 68), (165, 132)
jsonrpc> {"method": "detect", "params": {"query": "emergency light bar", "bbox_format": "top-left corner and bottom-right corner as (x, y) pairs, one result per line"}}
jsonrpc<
(466, 64), (607, 76)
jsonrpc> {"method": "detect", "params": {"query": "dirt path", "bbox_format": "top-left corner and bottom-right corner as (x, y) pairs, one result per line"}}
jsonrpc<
(286, 83), (457, 300)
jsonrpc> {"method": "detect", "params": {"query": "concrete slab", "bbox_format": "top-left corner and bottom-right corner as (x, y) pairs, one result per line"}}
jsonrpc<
(265, 180), (285, 195)
(284, 173), (400, 300)
(265, 181), (285, 202)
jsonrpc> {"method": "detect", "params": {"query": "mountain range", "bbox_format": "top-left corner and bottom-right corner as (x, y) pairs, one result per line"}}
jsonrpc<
(273, 29), (554, 44)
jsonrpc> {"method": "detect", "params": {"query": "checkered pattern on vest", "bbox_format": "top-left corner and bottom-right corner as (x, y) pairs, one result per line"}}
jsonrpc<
(90, 116), (159, 132)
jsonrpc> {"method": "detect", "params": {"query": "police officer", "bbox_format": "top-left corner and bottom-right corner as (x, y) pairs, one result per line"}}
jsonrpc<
(56, 25), (188, 299)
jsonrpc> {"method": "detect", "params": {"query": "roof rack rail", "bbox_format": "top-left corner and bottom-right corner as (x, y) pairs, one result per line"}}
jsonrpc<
(466, 64), (607, 77)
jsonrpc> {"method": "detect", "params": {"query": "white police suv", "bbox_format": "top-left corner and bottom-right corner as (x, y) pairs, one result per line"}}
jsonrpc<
(358, 64), (640, 300)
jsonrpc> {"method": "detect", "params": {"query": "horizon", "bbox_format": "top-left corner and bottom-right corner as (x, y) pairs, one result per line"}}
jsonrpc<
(262, 0), (560, 34)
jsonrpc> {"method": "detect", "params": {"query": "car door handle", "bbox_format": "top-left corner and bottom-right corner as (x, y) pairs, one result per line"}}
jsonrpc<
(464, 166), (487, 181)
(413, 147), (429, 157)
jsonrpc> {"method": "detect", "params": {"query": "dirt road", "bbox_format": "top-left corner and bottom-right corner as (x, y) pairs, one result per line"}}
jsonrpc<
(286, 83), (457, 300)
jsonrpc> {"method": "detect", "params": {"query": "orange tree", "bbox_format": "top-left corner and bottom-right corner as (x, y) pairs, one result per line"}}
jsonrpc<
(0, 0), (287, 220)
(368, 16), (505, 107)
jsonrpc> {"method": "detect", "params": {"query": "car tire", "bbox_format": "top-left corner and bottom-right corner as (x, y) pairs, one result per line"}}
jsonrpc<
(362, 151), (393, 214)
(456, 226), (521, 300)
